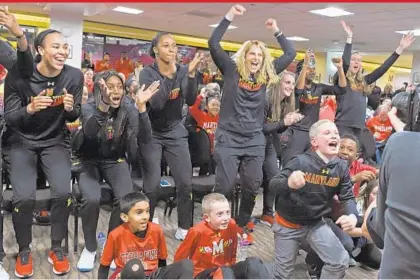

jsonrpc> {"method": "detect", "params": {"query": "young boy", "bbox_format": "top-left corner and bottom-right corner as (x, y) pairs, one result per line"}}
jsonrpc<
(98, 192), (193, 279)
(269, 119), (359, 279)
(174, 193), (270, 279)
(338, 134), (378, 197)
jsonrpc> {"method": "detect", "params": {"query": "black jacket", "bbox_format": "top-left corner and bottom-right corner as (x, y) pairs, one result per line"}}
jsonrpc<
(270, 150), (357, 225)
(78, 95), (151, 164)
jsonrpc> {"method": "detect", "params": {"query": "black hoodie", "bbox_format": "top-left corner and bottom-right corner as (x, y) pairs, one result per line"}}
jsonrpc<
(269, 150), (357, 226)
(138, 62), (197, 133)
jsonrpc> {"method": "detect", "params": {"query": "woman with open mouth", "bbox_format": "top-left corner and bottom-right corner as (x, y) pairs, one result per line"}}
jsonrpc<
(75, 70), (159, 272)
(138, 31), (203, 241)
(334, 29), (414, 159)
(209, 4), (296, 243)
(4, 25), (83, 277)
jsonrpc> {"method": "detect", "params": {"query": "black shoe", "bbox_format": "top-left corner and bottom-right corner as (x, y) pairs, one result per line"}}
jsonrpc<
(33, 211), (51, 226)
(306, 265), (321, 279)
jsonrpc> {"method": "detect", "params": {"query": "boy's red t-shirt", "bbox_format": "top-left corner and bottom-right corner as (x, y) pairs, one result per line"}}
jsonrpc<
(100, 222), (168, 275)
(174, 219), (238, 277)
(350, 160), (377, 197)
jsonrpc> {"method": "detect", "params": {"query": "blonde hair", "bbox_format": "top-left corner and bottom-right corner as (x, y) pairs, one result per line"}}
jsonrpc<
(268, 71), (296, 121)
(346, 52), (372, 96)
(383, 83), (393, 95)
(309, 119), (335, 139)
(202, 193), (228, 215)
(233, 40), (279, 86)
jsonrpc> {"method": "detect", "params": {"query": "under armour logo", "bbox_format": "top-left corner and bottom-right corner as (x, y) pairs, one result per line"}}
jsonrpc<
(321, 168), (329, 175)
(47, 81), (55, 86)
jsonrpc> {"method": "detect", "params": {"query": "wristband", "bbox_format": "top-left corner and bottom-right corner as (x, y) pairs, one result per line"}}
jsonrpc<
(101, 97), (110, 105)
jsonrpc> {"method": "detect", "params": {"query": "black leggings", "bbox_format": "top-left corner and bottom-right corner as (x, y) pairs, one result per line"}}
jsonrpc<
(77, 159), (133, 252)
(8, 144), (71, 252)
(261, 139), (278, 217)
(139, 125), (193, 230)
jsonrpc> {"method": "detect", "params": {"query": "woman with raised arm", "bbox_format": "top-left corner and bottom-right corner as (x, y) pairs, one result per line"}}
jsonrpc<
(335, 30), (414, 156)
(282, 20), (349, 165)
(208, 4), (296, 241)
(138, 32), (203, 241)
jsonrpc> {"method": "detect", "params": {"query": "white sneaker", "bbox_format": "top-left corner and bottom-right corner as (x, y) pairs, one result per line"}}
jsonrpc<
(110, 260), (116, 271)
(174, 228), (188, 241)
(0, 263), (9, 280)
(77, 248), (96, 272)
(152, 218), (159, 224)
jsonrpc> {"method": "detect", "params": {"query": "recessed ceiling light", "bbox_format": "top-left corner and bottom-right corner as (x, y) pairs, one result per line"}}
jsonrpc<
(309, 7), (353, 17)
(287, 36), (309, 42)
(396, 29), (420, 36)
(113, 6), (143, 15)
(209, 24), (237, 30)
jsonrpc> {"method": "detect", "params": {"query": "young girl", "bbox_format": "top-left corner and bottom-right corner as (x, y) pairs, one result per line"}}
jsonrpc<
(258, 71), (302, 226)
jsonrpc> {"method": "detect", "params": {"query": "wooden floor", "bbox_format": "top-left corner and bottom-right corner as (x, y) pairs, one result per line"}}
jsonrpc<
(1, 192), (379, 279)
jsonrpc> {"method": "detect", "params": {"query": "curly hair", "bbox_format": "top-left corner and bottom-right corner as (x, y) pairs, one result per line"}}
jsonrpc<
(233, 40), (279, 86)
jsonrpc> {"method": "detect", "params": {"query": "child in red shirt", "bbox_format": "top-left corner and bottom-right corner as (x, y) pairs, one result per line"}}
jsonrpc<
(338, 134), (378, 197)
(174, 193), (270, 279)
(189, 88), (220, 154)
(99, 192), (193, 279)
(366, 105), (393, 163)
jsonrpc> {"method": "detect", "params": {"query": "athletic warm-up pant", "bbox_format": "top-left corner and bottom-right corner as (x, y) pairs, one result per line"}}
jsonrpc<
(302, 218), (354, 275)
(273, 219), (349, 279)
(77, 158), (133, 252)
(261, 137), (279, 217)
(139, 124), (193, 230)
(281, 128), (310, 166)
(111, 259), (194, 279)
(195, 257), (271, 279)
(9, 143), (71, 252)
(213, 128), (265, 227)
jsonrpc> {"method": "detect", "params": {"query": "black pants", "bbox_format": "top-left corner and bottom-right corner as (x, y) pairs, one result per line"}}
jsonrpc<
(353, 241), (382, 269)
(78, 158), (133, 252)
(213, 129), (265, 227)
(196, 257), (270, 279)
(139, 124), (192, 230)
(9, 143), (71, 252)
(120, 259), (194, 279)
(281, 128), (310, 166)
(261, 138), (278, 217)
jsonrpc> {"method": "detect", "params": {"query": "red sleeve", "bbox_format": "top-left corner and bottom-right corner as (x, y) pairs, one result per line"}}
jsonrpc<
(174, 227), (199, 261)
(189, 95), (206, 124)
(157, 227), (168, 260)
(100, 232), (115, 266)
(360, 164), (377, 173)
(366, 118), (375, 134)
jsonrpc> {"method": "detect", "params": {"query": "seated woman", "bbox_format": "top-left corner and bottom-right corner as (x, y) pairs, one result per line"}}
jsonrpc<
(188, 86), (220, 175)
(76, 70), (160, 272)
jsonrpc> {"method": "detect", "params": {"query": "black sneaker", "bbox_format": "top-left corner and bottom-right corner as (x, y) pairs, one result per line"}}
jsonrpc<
(306, 265), (321, 279)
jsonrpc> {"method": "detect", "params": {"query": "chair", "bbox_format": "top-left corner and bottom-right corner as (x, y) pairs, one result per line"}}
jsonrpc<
(1, 159), (70, 254)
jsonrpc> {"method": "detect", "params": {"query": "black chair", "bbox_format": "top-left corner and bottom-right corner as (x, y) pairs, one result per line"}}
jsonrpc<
(1, 160), (70, 254)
